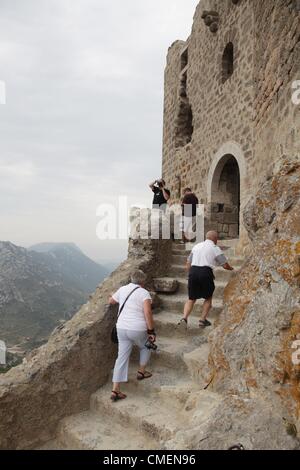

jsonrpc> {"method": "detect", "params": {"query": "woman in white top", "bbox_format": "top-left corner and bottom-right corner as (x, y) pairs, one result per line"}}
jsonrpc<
(109, 270), (156, 402)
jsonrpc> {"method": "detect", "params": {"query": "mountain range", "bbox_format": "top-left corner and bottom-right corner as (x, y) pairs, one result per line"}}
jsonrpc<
(0, 241), (109, 352)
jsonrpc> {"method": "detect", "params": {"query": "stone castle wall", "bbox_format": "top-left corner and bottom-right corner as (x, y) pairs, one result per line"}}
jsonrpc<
(253, 0), (300, 185)
(162, 0), (300, 243)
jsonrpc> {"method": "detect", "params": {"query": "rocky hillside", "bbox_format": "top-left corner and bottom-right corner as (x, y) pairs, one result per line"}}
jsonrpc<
(0, 242), (109, 350)
(30, 243), (109, 293)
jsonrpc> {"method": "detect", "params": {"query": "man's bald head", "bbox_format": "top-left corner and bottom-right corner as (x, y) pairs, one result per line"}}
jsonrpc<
(206, 231), (218, 244)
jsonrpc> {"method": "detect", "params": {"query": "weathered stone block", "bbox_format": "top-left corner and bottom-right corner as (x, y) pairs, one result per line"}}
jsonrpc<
(153, 278), (179, 294)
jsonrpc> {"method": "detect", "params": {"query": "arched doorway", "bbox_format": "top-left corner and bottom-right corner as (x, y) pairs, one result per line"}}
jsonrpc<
(208, 154), (241, 239)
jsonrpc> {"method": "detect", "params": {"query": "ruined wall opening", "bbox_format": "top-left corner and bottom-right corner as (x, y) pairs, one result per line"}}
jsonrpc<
(209, 154), (240, 239)
(222, 42), (234, 83)
(175, 71), (194, 148)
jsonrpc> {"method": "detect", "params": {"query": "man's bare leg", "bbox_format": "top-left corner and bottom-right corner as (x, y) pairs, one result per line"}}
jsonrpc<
(200, 297), (212, 322)
(183, 299), (196, 321)
(177, 299), (196, 330)
(177, 300), (196, 331)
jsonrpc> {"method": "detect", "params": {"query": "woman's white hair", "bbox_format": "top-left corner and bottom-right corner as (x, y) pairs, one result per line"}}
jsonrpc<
(131, 269), (147, 285)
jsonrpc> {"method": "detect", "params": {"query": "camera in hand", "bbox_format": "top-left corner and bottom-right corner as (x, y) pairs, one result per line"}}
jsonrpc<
(155, 179), (164, 189)
(145, 338), (158, 351)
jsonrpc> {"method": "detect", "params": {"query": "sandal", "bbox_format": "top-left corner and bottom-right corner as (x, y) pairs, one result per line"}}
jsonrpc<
(228, 444), (245, 451)
(199, 319), (212, 328)
(177, 318), (188, 331)
(110, 390), (127, 402)
(137, 370), (153, 381)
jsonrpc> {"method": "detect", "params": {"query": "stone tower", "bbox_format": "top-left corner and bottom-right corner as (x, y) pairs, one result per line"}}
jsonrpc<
(162, 0), (300, 246)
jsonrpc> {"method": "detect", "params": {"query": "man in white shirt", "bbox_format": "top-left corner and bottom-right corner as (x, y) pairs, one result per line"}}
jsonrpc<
(178, 231), (234, 329)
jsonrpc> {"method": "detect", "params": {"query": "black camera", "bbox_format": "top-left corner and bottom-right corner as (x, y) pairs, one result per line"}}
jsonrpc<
(145, 339), (158, 351)
(156, 179), (164, 189)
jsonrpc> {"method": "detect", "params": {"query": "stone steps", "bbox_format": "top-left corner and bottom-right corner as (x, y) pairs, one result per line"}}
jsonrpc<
(91, 385), (188, 444)
(149, 334), (206, 370)
(130, 333), (209, 384)
(172, 239), (239, 249)
(169, 264), (235, 282)
(171, 253), (244, 266)
(90, 382), (221, 448)
(154, 311), (215, 336)
(156, 295), (223, 316)
(172, 240), (239, 260)
(125, 364), (191, 391)
(57, 411), (158, 450)
(42, 239), (242, 450)
(154, 277), (227, 296)
(172, 248), (189, 256)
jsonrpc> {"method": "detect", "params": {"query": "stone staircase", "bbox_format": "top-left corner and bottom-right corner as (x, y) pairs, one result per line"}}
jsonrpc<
(40, 239), (243, 450)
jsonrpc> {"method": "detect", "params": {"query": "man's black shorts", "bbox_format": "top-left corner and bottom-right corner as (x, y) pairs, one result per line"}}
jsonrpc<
(188, 266), (215, 300)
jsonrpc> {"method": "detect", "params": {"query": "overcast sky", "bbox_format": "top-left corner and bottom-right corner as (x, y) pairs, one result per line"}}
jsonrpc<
(0, 0), (199, 263)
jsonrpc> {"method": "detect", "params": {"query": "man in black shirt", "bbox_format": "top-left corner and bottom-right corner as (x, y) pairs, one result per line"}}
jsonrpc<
(149, 179), (171, 211)
(181, 187), (199, 242)
(182, 187), (199, 217)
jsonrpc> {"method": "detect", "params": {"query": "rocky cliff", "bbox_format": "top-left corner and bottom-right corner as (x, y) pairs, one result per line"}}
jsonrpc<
(195, 159), (300, 449)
